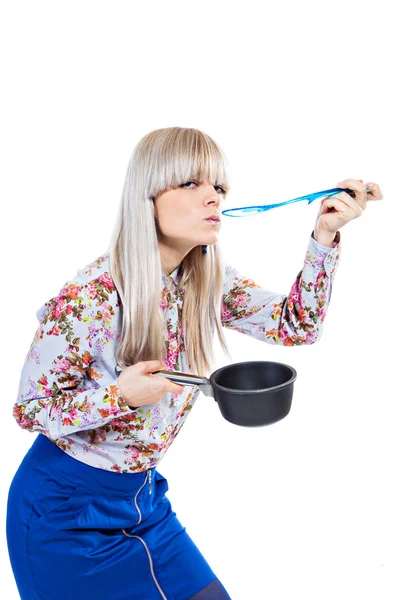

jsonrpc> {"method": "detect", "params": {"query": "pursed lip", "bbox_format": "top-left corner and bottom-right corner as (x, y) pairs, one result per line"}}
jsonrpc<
(204, 215), (220, 221)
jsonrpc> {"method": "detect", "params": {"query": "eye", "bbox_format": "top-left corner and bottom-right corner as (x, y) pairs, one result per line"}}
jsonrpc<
(215, 185), (226, 195)
(180, 181), (198, 189)
(180, 181), (226, 195)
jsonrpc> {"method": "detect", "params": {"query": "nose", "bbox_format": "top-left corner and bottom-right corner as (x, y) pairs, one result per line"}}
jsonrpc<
(203, 182), (221, 207)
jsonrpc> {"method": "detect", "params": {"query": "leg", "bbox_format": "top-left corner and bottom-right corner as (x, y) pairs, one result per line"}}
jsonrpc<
(188, 577), (232, 599)
(133, 490), (232, 600)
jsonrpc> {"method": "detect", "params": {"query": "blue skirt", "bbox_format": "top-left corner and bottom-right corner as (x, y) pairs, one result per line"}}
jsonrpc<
(6, 434), (225, 599)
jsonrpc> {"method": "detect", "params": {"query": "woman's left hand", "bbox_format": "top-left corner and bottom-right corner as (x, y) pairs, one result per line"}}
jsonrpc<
(314, 178), (384, 237)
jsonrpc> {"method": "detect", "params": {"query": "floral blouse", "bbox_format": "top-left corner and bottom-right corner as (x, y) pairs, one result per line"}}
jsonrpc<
(13, 229), (341, 473)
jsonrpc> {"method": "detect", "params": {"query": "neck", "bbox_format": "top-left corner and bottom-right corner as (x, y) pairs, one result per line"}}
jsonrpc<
(158, 240), (189, 276)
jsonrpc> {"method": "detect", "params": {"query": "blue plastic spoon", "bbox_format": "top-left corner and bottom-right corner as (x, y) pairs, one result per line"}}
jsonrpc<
(221, 186), (372, 218)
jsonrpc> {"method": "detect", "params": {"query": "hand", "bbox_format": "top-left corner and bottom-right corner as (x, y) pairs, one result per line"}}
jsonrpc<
(314, 178), (384, 237)
(117, 360), (185, 409)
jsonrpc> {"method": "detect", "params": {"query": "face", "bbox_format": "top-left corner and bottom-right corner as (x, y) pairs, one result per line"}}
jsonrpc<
(153, 180), (224, 271)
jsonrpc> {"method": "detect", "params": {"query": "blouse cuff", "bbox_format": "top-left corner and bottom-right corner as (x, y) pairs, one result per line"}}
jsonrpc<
(305, 230), (341, 277)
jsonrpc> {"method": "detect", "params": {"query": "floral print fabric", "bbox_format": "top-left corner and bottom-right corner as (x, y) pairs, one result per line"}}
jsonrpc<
(13, 229), (341, 472)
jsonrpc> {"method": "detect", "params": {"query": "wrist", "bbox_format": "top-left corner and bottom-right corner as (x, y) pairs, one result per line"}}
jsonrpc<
(313, 228), (336, 248)
(116, 376), (139, 410)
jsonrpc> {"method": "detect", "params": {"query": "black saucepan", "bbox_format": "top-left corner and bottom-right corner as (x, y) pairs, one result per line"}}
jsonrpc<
(153, 360), (297, 427)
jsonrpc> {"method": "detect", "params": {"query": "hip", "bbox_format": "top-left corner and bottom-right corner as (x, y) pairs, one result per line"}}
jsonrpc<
(6, 434), (217, 599)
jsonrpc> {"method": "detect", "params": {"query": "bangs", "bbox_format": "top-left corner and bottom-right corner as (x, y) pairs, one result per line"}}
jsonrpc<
(147, 128), (231, 200)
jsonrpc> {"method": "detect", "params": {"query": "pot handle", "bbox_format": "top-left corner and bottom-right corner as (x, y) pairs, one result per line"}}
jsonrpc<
(152, 369), (214, 399)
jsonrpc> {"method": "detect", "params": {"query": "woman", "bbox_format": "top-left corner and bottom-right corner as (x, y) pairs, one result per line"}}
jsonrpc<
(6, 126), (383, 599)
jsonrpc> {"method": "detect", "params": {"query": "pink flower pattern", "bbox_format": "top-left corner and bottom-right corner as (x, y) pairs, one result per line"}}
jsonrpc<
(13, 230), (341, 471)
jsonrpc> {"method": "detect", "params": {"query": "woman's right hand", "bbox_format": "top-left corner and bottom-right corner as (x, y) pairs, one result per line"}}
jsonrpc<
(116, 360), (185, 408)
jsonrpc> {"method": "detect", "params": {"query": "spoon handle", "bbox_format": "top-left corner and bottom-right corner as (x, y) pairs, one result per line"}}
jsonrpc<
(221, 187), (372, 217)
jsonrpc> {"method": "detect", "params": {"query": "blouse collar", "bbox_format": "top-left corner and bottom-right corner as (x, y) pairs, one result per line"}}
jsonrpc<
(162, 262), (183, 287)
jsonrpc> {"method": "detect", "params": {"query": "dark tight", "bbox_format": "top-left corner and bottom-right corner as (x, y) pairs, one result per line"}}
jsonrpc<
(188, 577), (232, 599)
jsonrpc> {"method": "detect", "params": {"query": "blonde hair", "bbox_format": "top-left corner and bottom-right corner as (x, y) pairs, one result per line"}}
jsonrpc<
(105, 126), (234, 378)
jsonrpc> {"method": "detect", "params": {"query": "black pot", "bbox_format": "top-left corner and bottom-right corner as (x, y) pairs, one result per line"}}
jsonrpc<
(153, 360), (297, 427)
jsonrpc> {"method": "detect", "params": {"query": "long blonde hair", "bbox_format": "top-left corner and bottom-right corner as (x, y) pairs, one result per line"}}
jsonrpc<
(106, 127), (234, 378)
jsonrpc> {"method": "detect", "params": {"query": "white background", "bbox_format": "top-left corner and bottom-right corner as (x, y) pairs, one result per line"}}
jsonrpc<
(1, 1), (399, 598)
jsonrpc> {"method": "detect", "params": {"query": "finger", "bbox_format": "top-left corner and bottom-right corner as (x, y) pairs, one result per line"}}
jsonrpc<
(321, 195), (362, 221)
(365, 181), (384, 200)
(349, 194), (364, 216)
(168, 381), (184, 394)
(331, 191), (365, 214)
(337, 178), (366, 195)
(140, 360), (165, 374)
(337, 179), (367, 209)
(334, 185), (368, 211)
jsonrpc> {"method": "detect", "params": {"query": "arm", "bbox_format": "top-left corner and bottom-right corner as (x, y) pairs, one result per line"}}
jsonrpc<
(13, 278), (131, 440)
(221, 229), (341, 345)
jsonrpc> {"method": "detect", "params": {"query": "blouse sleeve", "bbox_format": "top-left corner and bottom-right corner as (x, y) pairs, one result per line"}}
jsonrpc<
(221, 229), (341, 345)
(12, 278), (131, 440)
